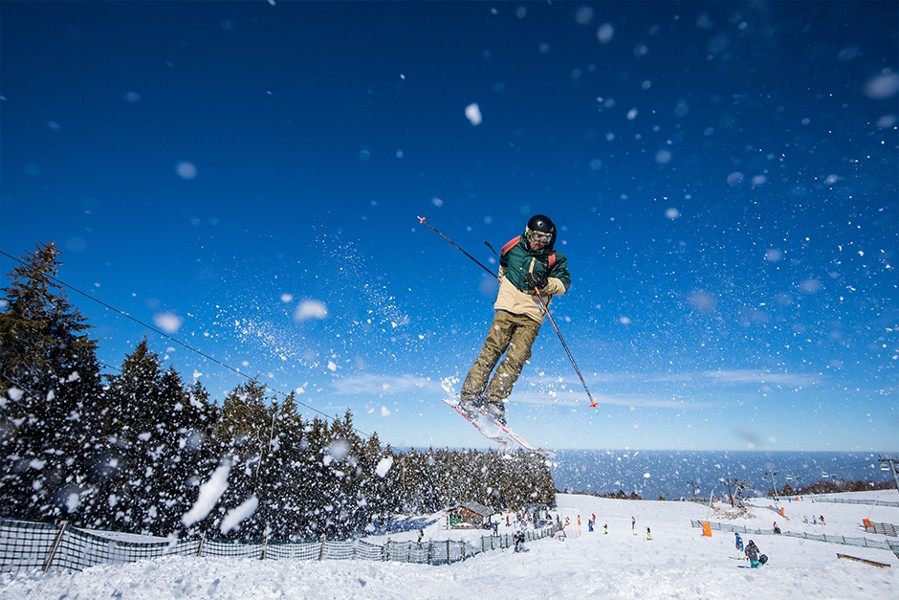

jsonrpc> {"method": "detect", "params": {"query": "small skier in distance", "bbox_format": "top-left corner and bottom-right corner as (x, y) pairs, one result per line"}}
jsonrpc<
(514, 529), (526, 552)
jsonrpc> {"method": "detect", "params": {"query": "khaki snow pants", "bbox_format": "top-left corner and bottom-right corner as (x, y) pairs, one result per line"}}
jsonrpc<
(460, 310), (542, 405)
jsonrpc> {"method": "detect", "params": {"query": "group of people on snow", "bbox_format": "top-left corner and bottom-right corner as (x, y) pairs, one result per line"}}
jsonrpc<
(734, 533), (767, 568)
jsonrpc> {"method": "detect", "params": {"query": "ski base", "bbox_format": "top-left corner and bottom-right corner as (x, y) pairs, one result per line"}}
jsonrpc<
(441, 397), (556, 457)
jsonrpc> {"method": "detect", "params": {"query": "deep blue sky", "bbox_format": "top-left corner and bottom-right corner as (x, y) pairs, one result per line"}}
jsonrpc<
(1, 1), (896, 451)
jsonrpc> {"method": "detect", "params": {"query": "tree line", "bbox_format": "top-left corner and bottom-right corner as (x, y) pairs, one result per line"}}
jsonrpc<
(0, 242), (555, 540)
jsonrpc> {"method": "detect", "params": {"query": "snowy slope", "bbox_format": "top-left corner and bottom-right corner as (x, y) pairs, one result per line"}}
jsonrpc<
(2, 491), (896, 600)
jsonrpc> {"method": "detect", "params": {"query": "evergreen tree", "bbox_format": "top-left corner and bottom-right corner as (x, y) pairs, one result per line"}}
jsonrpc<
(211, 378), (271, 538)
(355, 432), (395, 531)
(148, 367), (219, 534)
(99, 339), (170, 533)
(254, 393), (307, 540)
(0, 242), (105, 524)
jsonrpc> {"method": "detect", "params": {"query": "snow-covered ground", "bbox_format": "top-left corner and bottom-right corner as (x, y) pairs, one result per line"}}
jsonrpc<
(2, 490), (897, 599)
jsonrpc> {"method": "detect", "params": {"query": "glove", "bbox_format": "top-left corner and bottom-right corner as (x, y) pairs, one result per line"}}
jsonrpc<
(525, 272), (548, 290)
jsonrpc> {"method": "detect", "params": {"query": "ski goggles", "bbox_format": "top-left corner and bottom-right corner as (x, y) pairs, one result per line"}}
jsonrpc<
(526, 228), (552, 244)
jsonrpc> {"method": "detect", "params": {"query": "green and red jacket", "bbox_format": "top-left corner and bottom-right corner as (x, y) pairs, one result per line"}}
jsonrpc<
(495, 235), (570, 323)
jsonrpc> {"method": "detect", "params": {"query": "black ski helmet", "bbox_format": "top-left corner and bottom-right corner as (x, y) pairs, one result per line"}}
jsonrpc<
(526, 214), (556, 247)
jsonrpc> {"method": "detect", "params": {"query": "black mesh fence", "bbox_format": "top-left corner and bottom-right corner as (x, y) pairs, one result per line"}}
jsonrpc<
(0, 518), (561, 573)
(0, 519), (57, 573)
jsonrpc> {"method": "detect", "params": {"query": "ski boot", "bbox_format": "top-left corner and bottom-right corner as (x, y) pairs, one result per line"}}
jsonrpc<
(459, 396), (484, 418)
(484, 401), (506, 425)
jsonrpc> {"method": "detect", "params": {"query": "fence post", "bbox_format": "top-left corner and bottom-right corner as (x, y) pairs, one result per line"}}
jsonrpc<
(260, 534), (269, 560)
(42, 520), (69, 572)
(446, 539), (451, 564)
(196, 532), (206, 557)
(318, 534), (326, 560)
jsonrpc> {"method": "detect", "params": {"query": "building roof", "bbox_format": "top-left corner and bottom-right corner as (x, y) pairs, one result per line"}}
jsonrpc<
(458, 502), (495, 517)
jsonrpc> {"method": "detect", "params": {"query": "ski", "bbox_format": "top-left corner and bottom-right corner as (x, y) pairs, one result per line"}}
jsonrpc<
(441, 397), (556, 458)
(479, 408), (557, 458)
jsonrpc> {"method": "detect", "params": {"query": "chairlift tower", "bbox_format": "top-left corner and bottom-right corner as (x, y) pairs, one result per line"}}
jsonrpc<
(765, 470), (779, 502)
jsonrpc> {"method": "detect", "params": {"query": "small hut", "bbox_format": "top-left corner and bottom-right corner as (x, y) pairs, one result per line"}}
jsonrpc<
(447, 502), (495, 529)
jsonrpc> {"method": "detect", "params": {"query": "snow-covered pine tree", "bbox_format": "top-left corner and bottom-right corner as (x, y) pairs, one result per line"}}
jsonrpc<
(211, 378), (271, 538)
(100, 339), (172, 533)
(0, 242), (105, 525)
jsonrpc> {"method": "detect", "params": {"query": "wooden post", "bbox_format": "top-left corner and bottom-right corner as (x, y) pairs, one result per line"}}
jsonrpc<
(42, 520), (69, 572)
(318, 534), (326, 560)
(196, 532), (206, 556)
(837, 553), (891, 568)
(260, 534), (269, 560)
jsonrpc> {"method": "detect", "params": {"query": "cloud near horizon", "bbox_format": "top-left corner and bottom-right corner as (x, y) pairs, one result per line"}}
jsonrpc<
(331, 373), (441, 397)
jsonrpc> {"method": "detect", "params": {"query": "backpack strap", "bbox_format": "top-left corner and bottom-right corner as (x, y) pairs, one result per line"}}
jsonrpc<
(501, 236), (521, 255)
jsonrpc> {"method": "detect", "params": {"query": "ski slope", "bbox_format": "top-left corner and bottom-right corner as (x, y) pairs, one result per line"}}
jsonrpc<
(2, 490), (896, 599)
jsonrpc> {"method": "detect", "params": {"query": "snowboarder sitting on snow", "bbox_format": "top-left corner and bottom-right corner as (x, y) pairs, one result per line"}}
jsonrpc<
(514, 530), (526, 552)
(460, 214), (571, 425)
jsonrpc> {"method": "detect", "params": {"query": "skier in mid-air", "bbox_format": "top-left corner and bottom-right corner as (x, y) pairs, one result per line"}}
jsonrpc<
(459, 214), (571, 424)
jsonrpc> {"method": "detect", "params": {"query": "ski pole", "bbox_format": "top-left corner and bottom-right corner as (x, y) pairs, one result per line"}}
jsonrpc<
(417, 216), (496, 278)
(420, 216), (599, 411)
(481, 237), (598, 409)
(533, 292), (599, 410)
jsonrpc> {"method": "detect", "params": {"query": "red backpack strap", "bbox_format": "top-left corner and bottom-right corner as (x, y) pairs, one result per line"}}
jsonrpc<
(547, 251), (556, 271)
(501, 236), (521, 255)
